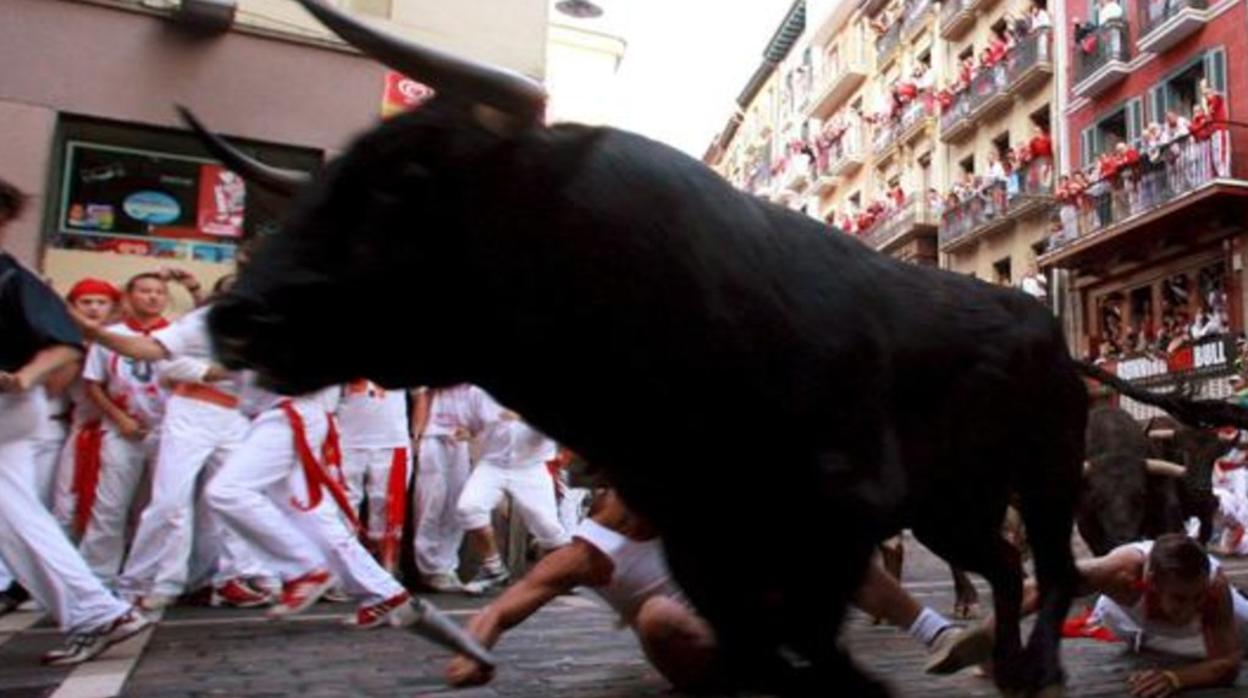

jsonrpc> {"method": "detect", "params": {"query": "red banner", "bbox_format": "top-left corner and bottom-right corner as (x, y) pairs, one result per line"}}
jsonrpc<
(381, 71), (434, 119)
(196, 164), (246, 238)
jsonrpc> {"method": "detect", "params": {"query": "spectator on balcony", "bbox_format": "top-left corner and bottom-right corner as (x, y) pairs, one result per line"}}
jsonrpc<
(1203, 80), (1231, 178)
(1097, 0), (1124, 25)
(959, 55), (975, 87)
(1056, 175), (1079, 244)
(927, 188), (944, 217)
(1071, 170), (1094, 233)
(986, 151), (1008, 185)
(1031, 2), (1052, 31)
(1164, 110), (1192, 192)
(1191, 104), (1215, 184)
(1091, 151), (1119, 227)
(913, 63), (934, 93)
(870, 9), (895, 35)
(1005, 150), (1022, 200)
(1141, 122), (1166, 208)
(1114, 142), (1142, 215)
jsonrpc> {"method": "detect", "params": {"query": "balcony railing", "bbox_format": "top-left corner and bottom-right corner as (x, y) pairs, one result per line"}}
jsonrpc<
(899, 94), (935, 142)
(1140, 0), (1207, 36)
(968, 63), (1011, 120)
(939, 0), (975, 40)
(939, 180), (1012, 248)
(1007, 155), (1055, 218)
(876, 20), (903, 64)
(1005, 28), (1053, 96)
(1137, 0), (1208, 52)
(1074, 20), (1132, 91)
(873, 119), (900, 160)
(938, 88), (974, 142)
(902, 0), (935, 38)
(863, 196), (939, 250)
(806, 37), (870, 119)
(1046, 133), (1233, 253)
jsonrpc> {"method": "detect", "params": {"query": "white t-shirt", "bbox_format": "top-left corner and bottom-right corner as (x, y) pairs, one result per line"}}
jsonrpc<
(151, 306), (244, 396)
(573, 518), (687, 625)
(237, 373), (340, 419)
(421, 384), (500, 438)
(336, 380), (409, 449)
(1098, 1), (1124, 23)
(83, 323), (168, 428)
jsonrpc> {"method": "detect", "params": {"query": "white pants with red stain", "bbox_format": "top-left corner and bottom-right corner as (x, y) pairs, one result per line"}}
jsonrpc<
(413, 436), (472, 577)
(0, 390), (130, 633)
(119, 395), (268, 597)
(457, 459), (571, 551)
(78, 426), (157, 587)
(205, 403), (405, 604)
(342, 446), (411, 546)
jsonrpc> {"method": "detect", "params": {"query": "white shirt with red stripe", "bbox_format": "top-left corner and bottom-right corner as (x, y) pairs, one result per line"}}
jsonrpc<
(422, 384), (500, 438)
(82, 322), (168, 428)
(337, 381), (409, 449)
(151, 306), (244, 397)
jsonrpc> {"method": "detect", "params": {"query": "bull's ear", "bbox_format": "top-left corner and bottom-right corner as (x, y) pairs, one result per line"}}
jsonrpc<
(295, 0), (546, 129)
(176, 106), (313, 198)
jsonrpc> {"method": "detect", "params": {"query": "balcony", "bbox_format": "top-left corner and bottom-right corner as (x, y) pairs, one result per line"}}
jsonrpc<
(1006, 29), (1053, 97)
(898, 94), (935, 145)
(873, 119), (901, 166)
(939, 0), (975, 40)
(778, 154), (814, 194)
(901, 0), (936, 41)
(827, 124), (867, 178)
(1073, 21), (1133, 99)
(1137, 0), (1208, 54)
(1007, 156), (1055, 219)
(806, 41), (869, 119)
(876, 20), (903, 66)
(1041, 134), (1248, 268)
(939, 180), (1015, 251)
(938, 88), (975, 143)
(968, 63), (1012, 122)
(863, 196), (939, 251)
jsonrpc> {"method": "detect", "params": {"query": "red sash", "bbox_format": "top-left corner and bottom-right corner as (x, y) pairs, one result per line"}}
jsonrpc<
(71, 420), (104, 537)
(281, 402), (361, 532)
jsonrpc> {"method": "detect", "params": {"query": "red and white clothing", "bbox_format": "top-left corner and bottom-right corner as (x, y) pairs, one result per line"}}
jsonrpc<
(206, 385), (405, 604)
(0, 389), (70, 591)
(413, 384), (481, 578)
(456, 395), (570, 551)
(51, 378), (105, 535)
(1090, 541), (1248, 652)
(337, 381), (411, 569)
(78, 320), (169, 585)
(118, 307), (266, 598)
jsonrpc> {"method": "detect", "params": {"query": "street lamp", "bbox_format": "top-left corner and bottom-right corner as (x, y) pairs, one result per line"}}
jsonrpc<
(555, 0), (604, 19)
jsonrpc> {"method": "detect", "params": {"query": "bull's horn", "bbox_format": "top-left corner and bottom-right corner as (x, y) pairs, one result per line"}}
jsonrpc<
(295, 0), (546, 124)
(1147, 429), (1176, 439)
(1145, 459), (1187, 478)
(176, 106), (312, 198)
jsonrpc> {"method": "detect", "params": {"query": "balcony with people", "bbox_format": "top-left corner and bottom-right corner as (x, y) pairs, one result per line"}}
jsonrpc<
(1137, 0), (1208, 55)
(860, 190), (941, 252)
(939, 174), (1015, 251)
(1072, 0), (1133, 98)
(1005, 25), (1053, 97)
(1042, 82), (1240, 265)
(814, 113), (867, 184)
(871, 6), (905, 66)
(901, 0), (937, 41)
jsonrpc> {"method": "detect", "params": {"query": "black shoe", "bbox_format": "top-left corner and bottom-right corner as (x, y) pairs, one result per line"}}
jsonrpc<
(0, 584), (30, 617)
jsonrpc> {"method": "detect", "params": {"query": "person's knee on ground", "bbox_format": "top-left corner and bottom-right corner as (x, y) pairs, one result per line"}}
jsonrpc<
(634, 596), (719, 692)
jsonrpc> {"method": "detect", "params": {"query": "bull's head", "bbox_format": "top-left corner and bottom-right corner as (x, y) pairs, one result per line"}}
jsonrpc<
(195, 0), (549, 393)
(1079, 455), (1186, 556)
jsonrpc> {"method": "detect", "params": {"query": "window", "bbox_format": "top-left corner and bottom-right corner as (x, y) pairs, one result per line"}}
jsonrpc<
(992, 131), (1011, 158)
(959, 155), (975, 175)
(1031, 104), (1052, 132)
(994, 257), (1012, 285)
(51, 117), (320, 262)
(1148, 48), (1228, 123)
(1080, 98), (1142, 165)
(958, 46), (974, 61)
(991, 18), (1008, 37)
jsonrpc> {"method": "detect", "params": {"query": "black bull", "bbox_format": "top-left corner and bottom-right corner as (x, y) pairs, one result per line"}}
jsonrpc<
(192, 2), (1248, 693)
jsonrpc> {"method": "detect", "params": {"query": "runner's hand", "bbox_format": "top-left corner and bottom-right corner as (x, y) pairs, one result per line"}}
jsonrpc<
(1127, 669), (1179, 698)
(445, 654), (494, 687)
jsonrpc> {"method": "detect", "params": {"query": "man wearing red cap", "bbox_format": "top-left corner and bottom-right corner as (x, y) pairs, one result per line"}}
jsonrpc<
(77, 273), (173, 586)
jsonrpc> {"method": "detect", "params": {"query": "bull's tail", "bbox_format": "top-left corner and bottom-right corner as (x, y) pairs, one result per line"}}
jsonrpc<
(1076, 360), (1248, 429)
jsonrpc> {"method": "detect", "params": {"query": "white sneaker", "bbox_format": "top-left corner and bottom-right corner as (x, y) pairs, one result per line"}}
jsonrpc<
(421, 573), (466, 594)
(41, 608), (152, 666)
(462, 567), (510, 596)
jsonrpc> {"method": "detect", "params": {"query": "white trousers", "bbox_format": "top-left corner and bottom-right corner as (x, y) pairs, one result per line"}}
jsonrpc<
(457, 460), (570, 551)
(0, 391), (129, 634)
(78, 426), (157, 586)
(0, 415), (64, 590)
(342, 445), (411, 545)
(206, 403), (404, 604)
(119, 396), (265, 597)
(413, 436), (472, 576)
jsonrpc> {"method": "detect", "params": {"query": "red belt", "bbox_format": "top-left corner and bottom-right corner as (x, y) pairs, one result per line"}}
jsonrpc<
(174, 383), (240, 409)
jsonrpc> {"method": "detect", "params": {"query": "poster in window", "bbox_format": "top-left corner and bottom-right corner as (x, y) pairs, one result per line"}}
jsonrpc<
(196, 164), (246, 238)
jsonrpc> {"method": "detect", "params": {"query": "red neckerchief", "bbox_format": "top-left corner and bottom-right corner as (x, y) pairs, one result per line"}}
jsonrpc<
(124, 316), (170, 334)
